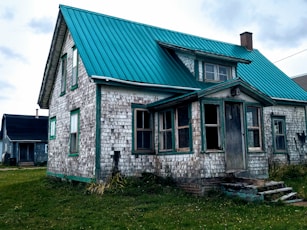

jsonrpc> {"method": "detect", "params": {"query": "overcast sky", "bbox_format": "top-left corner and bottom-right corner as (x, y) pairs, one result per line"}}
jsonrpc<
(0, 0), (307, 126)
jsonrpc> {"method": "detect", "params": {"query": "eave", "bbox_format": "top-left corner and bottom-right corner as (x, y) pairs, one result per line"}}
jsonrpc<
(37, 10), (67, 109)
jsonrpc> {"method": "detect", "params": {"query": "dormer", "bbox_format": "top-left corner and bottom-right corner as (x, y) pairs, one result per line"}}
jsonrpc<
(157, 34), (251, 84)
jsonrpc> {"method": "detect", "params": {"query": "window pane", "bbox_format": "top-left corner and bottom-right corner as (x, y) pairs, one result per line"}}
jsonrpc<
(247, 107), (259, 127)
(205, 104), (218, 124)
(206, 127), (219, 149)
(137, 131), (152, 149)
(178, 128), (189, 148)
(70, 133), (77, 153)
(276, 136), (285, 150)
(73, 49), (78, 67)
(218, 66), (228, 81)
(163, 111), (172, 129)
(71, 113), (78, 133)
(136, 110), (143, 128)
(143, 111), (150, 128)
(162, 131), (172, 149)
(248, 130), (260, 147)
(274, 120), (284, 134)
(205, 64), (215, 80)
(178, 105), (189, 126)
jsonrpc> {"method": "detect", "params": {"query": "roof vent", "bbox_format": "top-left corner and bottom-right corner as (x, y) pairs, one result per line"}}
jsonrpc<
(240, 32), (253, 51)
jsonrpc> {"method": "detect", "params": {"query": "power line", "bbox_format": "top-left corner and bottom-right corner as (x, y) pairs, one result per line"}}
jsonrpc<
(274, 48), (307, 63)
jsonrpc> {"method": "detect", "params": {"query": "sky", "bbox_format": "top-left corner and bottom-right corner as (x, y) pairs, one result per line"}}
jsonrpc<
(0, 0), (307, 127)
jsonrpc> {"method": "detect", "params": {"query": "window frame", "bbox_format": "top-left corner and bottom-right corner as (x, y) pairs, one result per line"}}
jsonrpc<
(246, 106), (263, 151)
(202, 101), (223, 152)
(70, 109), (80, 155)
(60, 54), (67, 96)
(158, 105), (192, 154)
(71, 46), (79, 90)
(272, 116), (287, 153)
(203, 62), (231, 82)
(49, 116), (56, 140)
(133, 108), (154, 154)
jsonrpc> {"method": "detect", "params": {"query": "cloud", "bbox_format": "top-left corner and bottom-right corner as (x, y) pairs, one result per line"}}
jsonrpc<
(0, 46), (26, 62)
(28, 17), (54, 34)
(0, 7), (15, 20)
(0, 80), (14, 100)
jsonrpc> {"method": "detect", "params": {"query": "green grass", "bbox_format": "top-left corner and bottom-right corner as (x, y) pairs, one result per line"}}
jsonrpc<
(0, 167), (307, 229)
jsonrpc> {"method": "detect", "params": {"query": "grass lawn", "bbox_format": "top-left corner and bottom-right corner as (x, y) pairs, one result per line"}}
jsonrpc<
(0, 167), (307, 230)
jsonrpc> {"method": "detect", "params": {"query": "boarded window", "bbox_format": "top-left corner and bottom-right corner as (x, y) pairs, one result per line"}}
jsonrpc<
(246, 106), (262, 149)
(70, 110), (79, 153)
(135, 109), (153, 151)
(204, 104), (221, 150)
(272, 117), (286, 152)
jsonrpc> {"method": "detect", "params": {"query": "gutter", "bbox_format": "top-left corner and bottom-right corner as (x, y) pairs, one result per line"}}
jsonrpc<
(91, 75), (201, 91)
(272, 97), (307, 104)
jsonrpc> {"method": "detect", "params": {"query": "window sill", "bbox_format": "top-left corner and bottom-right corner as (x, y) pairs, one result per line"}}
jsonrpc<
(157, 151), (193, 155)
(60, 92), (66, 97)
(68, 153), (79, 157)
(71, 84), (78, 91)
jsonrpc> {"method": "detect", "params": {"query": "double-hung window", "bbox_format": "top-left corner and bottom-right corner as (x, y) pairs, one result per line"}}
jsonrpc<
(204, 63), (230, 82)
(134, 109), (153, 152)
(49, 116), (56, 140)
(204, 103), (222, 150)
(71, 46), (78, 90)
(272, 116), (287, 152)
(159, 105), (191, 153)
(60, 54), (67, 95)
(246, 106), (262, 150)
(70, 109), (80, 154)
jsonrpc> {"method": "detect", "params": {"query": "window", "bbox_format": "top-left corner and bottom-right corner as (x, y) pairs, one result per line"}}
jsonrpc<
(204, 63), (230, 82)
(176, 105), (190, 149)
(71, 47), (78, 90)
(246, 106), (262, 150)
(272, 116), (287, 152)
(159, 110), (173, 151)
(204, 104), (221, 150)
(60, 54), (67, 95)
(159, 105), (191, 153)
(49, 117), (56, 140)
(70, 109), (80, 154)
(134, 109), (153, 152)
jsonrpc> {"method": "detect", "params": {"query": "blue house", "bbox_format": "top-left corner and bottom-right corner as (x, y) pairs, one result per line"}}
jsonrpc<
(38, 5), (307, 184)
(0, 113), (48, 166)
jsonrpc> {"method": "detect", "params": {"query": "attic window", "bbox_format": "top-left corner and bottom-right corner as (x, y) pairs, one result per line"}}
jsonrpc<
(203, 63), (231, 82)
(71, 47), (78, 90)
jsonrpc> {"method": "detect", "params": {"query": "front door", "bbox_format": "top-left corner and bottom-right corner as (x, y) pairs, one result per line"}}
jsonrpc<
(19, 143), (34, 162)
(224, 102), (245, 171)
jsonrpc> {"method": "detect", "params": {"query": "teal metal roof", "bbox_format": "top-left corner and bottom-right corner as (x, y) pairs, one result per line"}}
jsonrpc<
(59, 5), (307, 102)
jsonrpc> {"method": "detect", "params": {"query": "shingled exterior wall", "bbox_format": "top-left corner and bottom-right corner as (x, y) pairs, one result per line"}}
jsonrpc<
(48, 32), (97, 180)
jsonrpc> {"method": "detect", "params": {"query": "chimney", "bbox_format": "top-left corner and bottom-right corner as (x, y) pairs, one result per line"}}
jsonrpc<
(35, 109), (39, 119)
(240, 32), (253, 50)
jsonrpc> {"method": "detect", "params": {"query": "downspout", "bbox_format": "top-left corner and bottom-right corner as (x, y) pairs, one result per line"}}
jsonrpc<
(95, 84), (101, 182)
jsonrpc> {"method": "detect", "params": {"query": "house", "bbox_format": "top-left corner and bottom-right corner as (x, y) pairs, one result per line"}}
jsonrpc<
(0, 113), (48, 166)
(293, 73), (307, 91)
(38, 5), (307, 184)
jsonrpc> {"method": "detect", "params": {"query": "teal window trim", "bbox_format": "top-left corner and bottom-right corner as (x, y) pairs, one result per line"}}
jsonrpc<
(271, 115), (288, 154)
(49, 116), (56, 140)
(132, 107), (154, 155)
(60, 54), (67, 96)
(70, 109), (80, 154)
(71, 46), (79, 91)
(201, 99), (224, 153)
(158, 104), (192, 154)
(245, 104), (263, 152)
